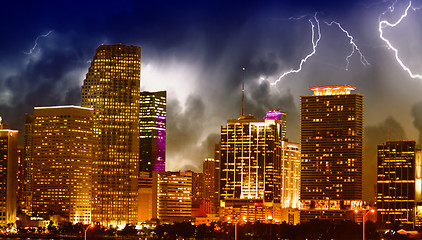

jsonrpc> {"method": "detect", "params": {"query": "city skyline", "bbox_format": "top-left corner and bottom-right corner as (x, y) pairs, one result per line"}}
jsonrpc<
(2, 1), (422, 202)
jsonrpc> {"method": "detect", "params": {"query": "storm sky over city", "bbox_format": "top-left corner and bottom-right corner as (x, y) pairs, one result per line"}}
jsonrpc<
(1, 0), (422, 201)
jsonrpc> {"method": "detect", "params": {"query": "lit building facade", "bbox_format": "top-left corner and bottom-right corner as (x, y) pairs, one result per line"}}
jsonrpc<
(81, 44), (140, 226)
(23, 114), (34, 213)
(300, 85), (363, 222)
(31, 106), (93, 224)
(139, 91), (166, 174)
(377, 141), (421, 227)
(203, 158), (218, 215)
(152, 171), (192, 223)
(0, 118), (18, 227)
(17, 146), (24, 209)
(219, 110), (299, 223)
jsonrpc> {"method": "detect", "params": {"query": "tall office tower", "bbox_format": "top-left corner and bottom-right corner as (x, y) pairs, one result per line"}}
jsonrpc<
(0, 118), (17, 227)
(203, 158), (217, 215)
(152, 171), (192, 223)
(81, 44), (140, 226)
(31, 106), (93, 224)
(300, 85), (363, 222)
(23, 114), (34, 213)
(377, 141), (421, 227)
(219, 109), (297, 222)
(139, 91), (166, 174)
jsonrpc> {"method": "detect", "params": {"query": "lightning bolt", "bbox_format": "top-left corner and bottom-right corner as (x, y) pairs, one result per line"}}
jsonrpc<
(24, 30), (54, 55)
(325, 21), (370, 71)
(379, 1), (422, 79)
(272, 14), (321, 86)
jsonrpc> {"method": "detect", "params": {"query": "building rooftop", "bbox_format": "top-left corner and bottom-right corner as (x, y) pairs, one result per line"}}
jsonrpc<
(309, 85), (356, 96)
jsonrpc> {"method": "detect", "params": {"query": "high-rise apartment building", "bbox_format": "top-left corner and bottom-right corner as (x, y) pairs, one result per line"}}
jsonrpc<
(81, 44), (140, 226)
(300, 85), (363, 222)
(219, 110), (299, 223)
(377, 141), (422, 227)
(0, 118), (17, 227)
(152, 171), (192, 223)
(31, 106), (93, 224)
(140, 91), (166, 174)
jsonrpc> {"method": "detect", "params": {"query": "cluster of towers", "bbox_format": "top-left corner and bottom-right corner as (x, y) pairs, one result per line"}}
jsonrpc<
(0, 44), (421, 229)
(14, 45), (166, 228)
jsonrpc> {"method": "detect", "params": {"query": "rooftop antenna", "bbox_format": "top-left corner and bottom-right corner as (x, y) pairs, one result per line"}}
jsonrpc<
(242, 67), (245, 116)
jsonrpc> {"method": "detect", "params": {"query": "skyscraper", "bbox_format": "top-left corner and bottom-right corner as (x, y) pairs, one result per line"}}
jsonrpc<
(139, 91), (166, 174)
(300, 85), (363, 222)
(31, 106), (93, 224)
(0, 118), (17, 227)
(377, 141), (421, 227)
(219, 110), (299, 222)
(81, 44), (140, 226)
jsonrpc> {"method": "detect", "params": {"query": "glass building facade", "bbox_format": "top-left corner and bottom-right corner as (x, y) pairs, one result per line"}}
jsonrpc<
(81, 44), (140, 226)
(139, 91), (166, 174)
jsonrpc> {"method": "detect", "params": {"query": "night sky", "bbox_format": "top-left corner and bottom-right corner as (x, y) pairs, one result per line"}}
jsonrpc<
(1, 0), (422, 201)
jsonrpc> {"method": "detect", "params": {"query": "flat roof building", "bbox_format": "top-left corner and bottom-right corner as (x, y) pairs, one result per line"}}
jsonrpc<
(31, 106), (93, 224)
(300, 85), (363, 222)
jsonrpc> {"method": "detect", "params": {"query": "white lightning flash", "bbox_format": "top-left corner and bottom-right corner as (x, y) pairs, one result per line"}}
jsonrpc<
(379, 1), (422, 79)
(325, 21), (370, 71)
(24, 30), (54, 55)
(272, 14), (321, 85)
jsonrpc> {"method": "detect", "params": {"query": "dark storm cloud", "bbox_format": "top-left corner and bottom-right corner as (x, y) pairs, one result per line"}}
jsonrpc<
(1, 0), (422, 203)
(166, 95), (207, 170)
(0, 32), (87, 135)
(363, 116), (407, 200)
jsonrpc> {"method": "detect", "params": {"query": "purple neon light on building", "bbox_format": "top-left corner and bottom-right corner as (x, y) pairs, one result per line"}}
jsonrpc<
(140, 91), (167, 175)
(264, 109), (283, 120)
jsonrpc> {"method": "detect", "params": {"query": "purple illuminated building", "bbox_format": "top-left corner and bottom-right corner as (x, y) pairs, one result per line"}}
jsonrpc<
(140, 91), (166, 175)
(264, 109), (284, 121)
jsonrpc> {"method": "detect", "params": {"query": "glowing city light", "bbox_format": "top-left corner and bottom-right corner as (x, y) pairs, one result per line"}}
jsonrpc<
(309, 85), (356, 96)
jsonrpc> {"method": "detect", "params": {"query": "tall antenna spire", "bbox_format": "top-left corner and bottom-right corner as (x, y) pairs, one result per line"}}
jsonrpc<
(242, 67), (245, 116)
